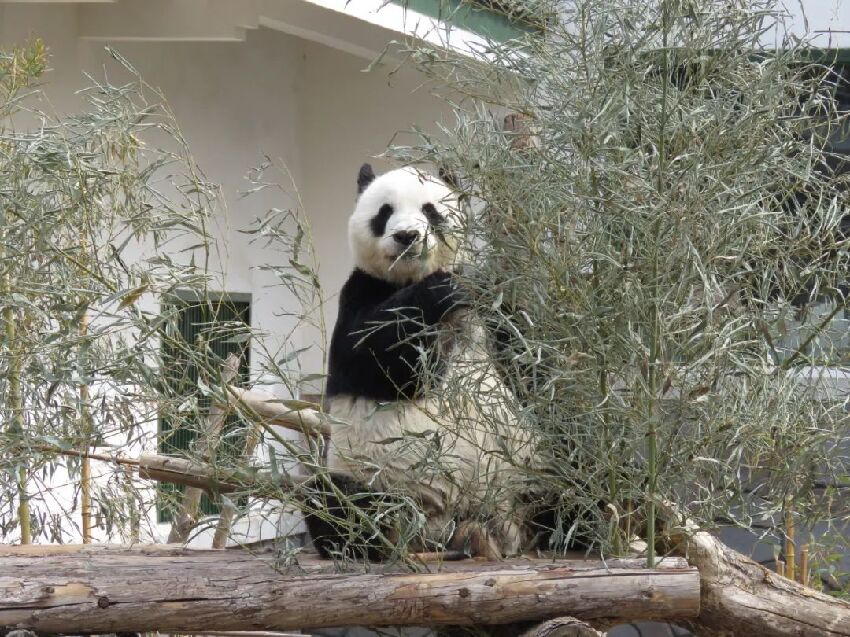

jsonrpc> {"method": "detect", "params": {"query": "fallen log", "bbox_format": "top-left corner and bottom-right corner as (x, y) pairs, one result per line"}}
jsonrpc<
(0, 545), (699, 633)
(676, 525), (850, 637)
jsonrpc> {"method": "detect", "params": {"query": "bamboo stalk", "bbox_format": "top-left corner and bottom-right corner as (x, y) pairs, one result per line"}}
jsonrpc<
(79, 305), (93, 544)
(3, 207), (29, 544)
(16, 466), (30, 544)
(776, 560), (785, 578)
(33, 445), (140, 467)
(799, 544), (809, 586)
(785, 496), (796, 583)
(212, 408), (262, 549)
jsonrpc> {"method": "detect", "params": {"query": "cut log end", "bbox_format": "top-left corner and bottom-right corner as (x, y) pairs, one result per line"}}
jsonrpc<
(520, 617), (605, 636)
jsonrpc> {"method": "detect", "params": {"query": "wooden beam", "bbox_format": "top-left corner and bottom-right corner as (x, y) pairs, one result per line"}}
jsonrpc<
(0, 545), (699, 633)
(222, 385), (330, 438)
(138, 453), (301, 495)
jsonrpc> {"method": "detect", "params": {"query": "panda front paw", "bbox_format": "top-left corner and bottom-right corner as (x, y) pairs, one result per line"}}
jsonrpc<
(422, 270), (471, 316)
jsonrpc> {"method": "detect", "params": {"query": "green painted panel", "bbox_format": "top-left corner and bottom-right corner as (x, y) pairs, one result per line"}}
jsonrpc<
(800, 48), (850, 64)
(391, 0), (536, 42)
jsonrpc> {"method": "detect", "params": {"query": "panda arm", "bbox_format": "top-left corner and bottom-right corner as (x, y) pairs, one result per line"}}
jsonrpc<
(345, 270), (464, 342)
(328, 270), (467, 397)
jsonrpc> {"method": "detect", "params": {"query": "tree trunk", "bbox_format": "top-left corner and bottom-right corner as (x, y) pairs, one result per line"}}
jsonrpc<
(677, 525), (850, 637)
(0, 545), (698, 634)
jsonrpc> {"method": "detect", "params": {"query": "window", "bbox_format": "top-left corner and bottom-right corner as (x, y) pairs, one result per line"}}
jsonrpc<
(158, 293), (251, 522)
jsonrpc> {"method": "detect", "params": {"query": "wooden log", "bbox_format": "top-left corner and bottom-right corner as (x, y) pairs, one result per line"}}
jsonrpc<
(519, 617), (605, 636)
(663, 509), (850, 637)
(0, 545), (699, 634)
(222, 385), (330, 438)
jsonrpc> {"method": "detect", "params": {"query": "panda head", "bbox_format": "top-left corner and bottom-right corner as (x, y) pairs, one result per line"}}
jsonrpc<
(349, 163), (461, 285)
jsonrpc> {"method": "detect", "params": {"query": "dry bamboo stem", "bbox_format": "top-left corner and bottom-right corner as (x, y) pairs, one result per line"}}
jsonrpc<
(784, 496), (796, 583)
(167, 354), (240, 544)
(222, 385), (329, 438)
(799, 544), (809, 586)
(79, 306), (92, 544)
(138, 453), (301, 495)
(212, 407), (263, 548)
(3, 207), (30, 545)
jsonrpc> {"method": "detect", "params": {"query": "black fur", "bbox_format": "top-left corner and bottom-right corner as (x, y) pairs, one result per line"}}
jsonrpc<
(357, 162), (376, 194)
(326, 268), (468, 401)
(421, 202), (445, 227)
(302, 472), (417, 561)
(369, 203), (394, 237)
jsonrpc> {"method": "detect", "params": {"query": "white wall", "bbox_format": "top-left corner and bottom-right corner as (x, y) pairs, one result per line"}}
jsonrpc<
(785, 0), (849, 48)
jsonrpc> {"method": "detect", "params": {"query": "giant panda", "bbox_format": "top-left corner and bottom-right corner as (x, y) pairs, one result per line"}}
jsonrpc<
(303, 163), (533, 561)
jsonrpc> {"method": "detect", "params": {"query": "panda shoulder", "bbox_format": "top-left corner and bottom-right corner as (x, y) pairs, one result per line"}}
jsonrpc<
(338, 268), (394, 312)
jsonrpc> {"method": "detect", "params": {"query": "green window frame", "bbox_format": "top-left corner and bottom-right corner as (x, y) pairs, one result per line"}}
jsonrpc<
(158, 293), (251, 523)
(391, 0), (541, 42)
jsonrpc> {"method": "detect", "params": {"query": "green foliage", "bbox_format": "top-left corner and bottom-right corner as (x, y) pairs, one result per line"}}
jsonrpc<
(0, 40), (327, 546)
(0, 42), (218, 541)
(397, 0), (850, 561)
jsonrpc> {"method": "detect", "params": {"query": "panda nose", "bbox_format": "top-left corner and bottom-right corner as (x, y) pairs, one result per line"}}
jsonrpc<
(393, 230), (421, 246)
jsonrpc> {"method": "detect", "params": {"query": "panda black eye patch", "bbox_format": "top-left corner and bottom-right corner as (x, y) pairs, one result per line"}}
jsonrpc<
(422, 203), (444, 226)
(370, 203), (394, 237)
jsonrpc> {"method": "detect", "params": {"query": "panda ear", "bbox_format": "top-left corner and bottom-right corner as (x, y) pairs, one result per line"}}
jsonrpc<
(357, 163), (376, 194)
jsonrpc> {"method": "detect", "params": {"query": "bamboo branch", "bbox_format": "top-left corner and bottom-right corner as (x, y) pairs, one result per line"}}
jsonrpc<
(138, 453), (301, 496)
(2, 205), (29, 545)
(79, 304), (93, 544)
(784, 495), (796, 583)
(213, 405), (263, 548)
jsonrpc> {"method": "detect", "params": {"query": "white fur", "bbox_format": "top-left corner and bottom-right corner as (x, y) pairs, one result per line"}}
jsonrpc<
(326, 333), (531, 551)
(348, 167), (460, 284)
(329, 166), (529, 555)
